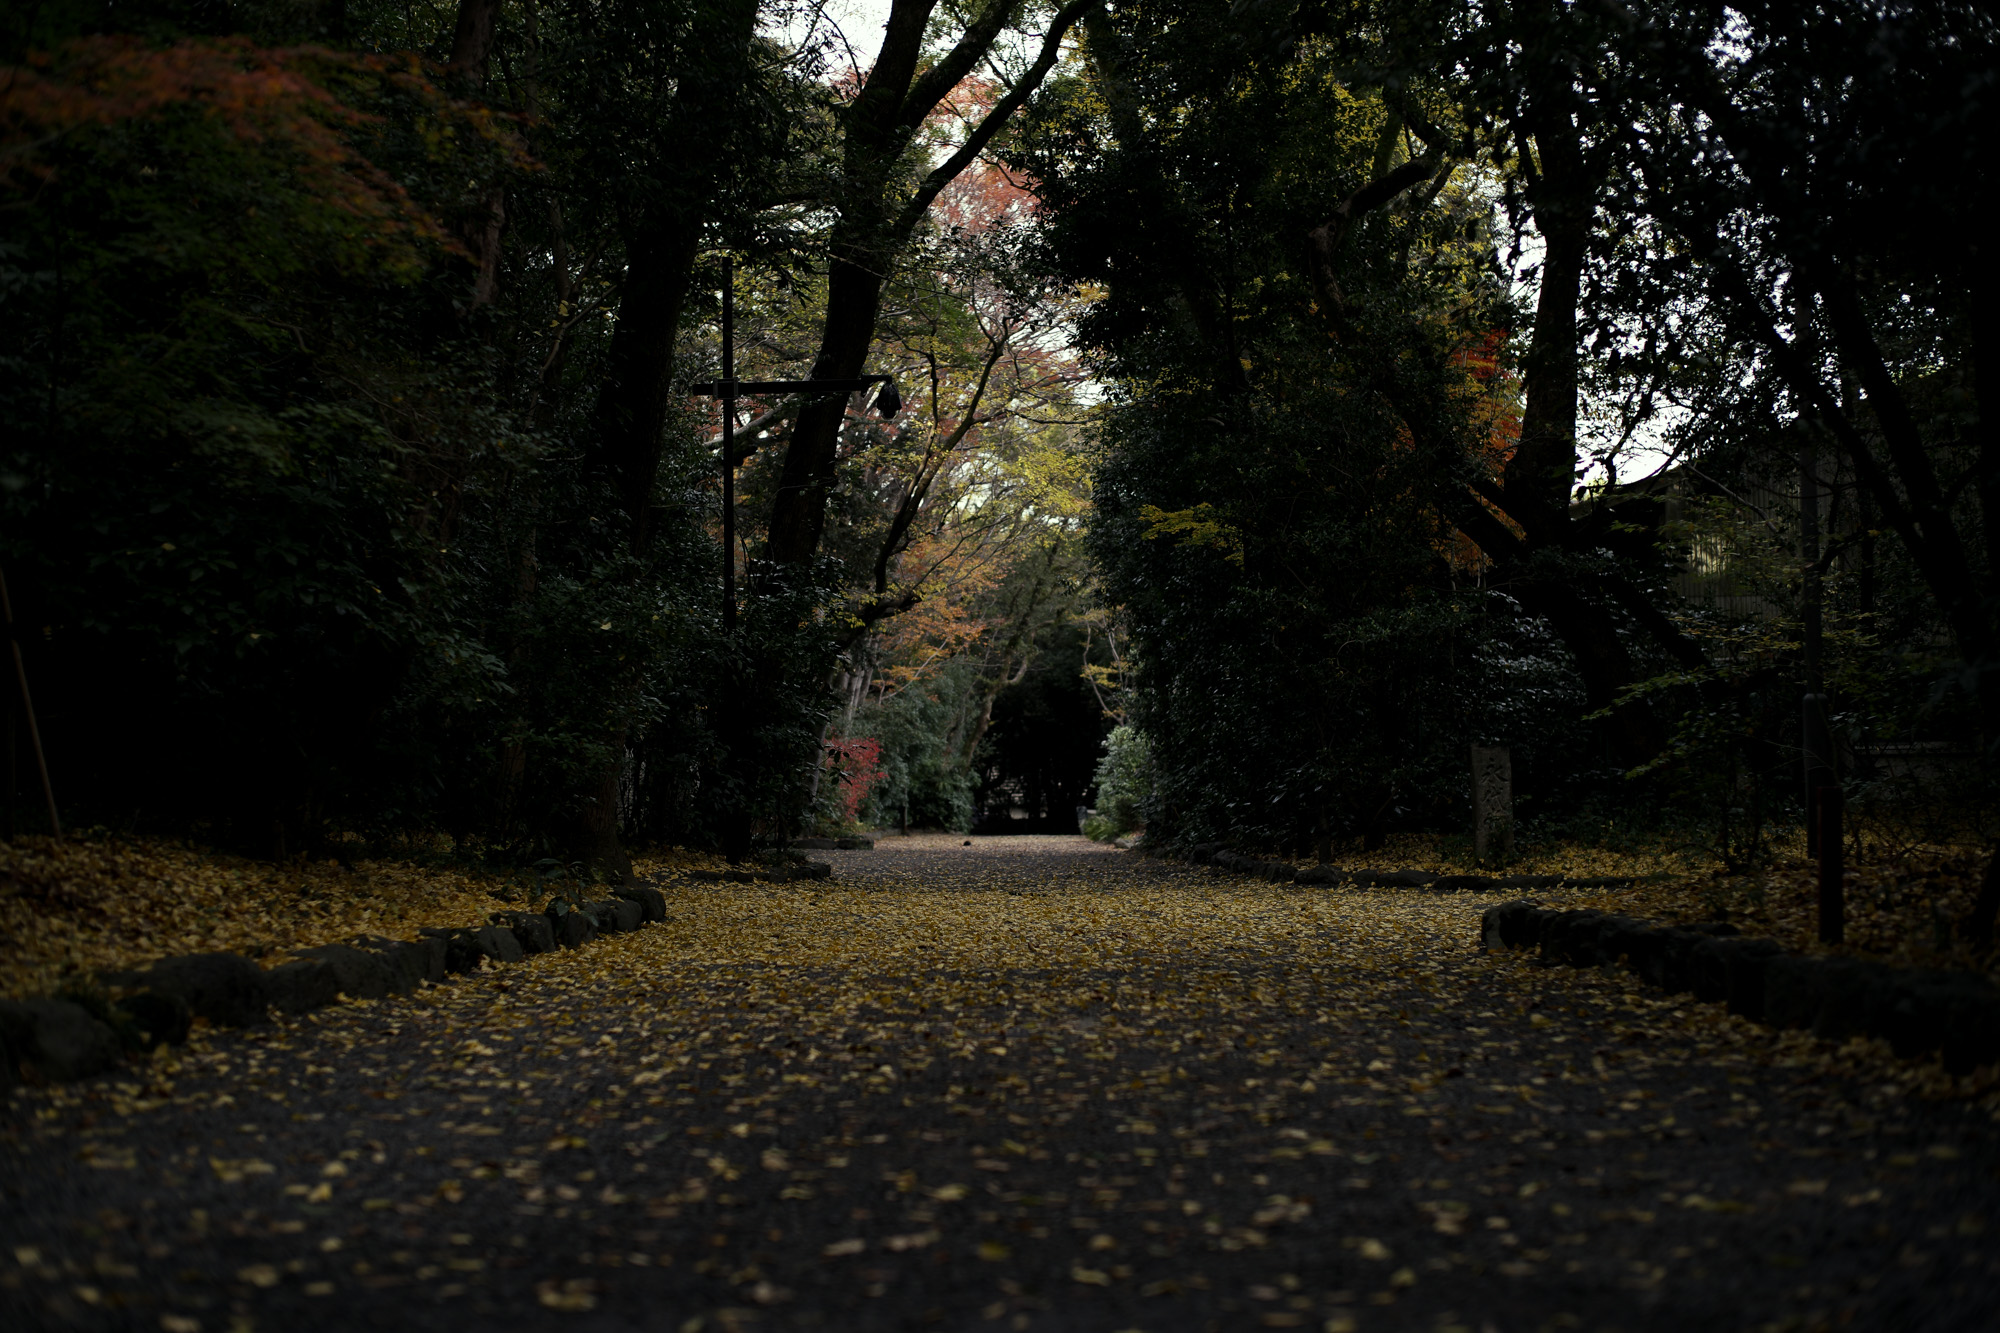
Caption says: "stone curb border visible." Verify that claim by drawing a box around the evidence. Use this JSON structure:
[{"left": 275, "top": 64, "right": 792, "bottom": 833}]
[
  {"left": 1480, "top": 899, "right": 2000, "bottom": 1076},
  {"left": 0, "top": 879, "right": 688, "bottom": 1095},
  {"left": 1167, "top": 842, "right": 1635, "bottom": 892},
  {"left": 790, "top": 837, "right": 875, "bottom": 851}
]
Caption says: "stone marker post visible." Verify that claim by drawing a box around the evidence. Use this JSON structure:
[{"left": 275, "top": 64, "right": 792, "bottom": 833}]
[{"left": 1471, "top": 745, "right": 1514, "bottom": 860}]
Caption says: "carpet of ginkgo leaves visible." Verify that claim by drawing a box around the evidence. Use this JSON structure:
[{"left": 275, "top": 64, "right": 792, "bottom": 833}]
[
  {"left": 0, "top": 837, "right": 732, "bottom": 1001},
  {"left": 5, "top": 834, "right": 1999, "bottom": 1333}
]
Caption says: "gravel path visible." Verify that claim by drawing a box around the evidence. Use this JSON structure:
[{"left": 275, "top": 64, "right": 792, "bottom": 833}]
[{"left": 4, "top": 834, "right": 1996, "bottom": 1332}]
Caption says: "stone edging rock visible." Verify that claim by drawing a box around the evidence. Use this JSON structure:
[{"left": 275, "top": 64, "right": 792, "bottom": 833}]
[
  {"left": 1480, "top": 899, "right": 2000, "bottom": 1076},
  {"left": 790, "top": 837, "right": 875, "bottom": 850},
  {"left": 0, "top": 881, "right": 678, "bottom": 1094},
  {"left": 1171, "top": 842, "right": 1634, "bottom": 892}
]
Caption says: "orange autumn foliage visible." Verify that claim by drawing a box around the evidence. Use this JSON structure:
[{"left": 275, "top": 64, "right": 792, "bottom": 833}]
[
  {"left": 2, "top": 36, "right": 526, "bottom": 259},
  {"left": 1445, "top": 328, "right": 1524, "bottom": 575},
  {"left": 869, "top": 532, "right": 1009, "bottom": 697}
]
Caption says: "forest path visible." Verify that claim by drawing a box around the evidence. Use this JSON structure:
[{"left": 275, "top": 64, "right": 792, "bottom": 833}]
[{"left": 4, "top": 835, "right": 1996, "bottom": 1332}]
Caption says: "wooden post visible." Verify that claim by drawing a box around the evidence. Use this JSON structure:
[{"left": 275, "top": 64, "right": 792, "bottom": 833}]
[
  {"left": 6, "top": 687, "right": 15, "bottom": 839},
  {"left": 720, "top": 256, "right": 737, "bottom": 634},
  {"left": 0, "top": 565, "right": 59, "bottom": 838},
  {"left": 1800, "top": 438, "right": 1834, "bottom": 855},
  {"left": 1802, "top": 694, "right": 1834, "bottom": 856},
  {"left": 1471, "top": 745, "right": 1513, "bottom": 860},
  {"left": 1816, "top": 784, "right": 1844, "bottom": 944}
]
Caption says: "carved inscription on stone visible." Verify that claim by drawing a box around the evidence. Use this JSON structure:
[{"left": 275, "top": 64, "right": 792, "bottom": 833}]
[{"left": 1471, "top": 745, "right": 1514, "bottom": 859}]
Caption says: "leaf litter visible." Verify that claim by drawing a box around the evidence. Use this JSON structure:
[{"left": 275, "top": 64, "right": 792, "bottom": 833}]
[
  {"left": 0, "top": 835, "right": 729, "bottom": 1000},
  {"left": 3, "top": 832, "right": 1997, "bottom": 1331}
]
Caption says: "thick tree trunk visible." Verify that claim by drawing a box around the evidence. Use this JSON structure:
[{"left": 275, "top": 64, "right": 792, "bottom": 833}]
[
  {"left": 589, "top": 221, "right": 701, "bottom": 552},
  {"left": 555, "top": 220, "right": 700, "bottom": 878},
  {"left": 1944, "top": 254, "right": 2000, "bottom": 745},
  {"left": 1975, "top": 263, "right": 2000, "bottom": 606},
  {"left": 449, "top": 0, "right": 502, "bottom": 81},
  {"left": 468, "top": 189, "right": 505, "bottom": 308},
  {"left": 1505, "top": 114, "right": 1588, "bottom": 534},
  {"left": 1497, "top": 106, "right": 1677, "bottom": 760},
  {"left": 493, "top": 529, "right": 537, "bottom": 834},
  {"left": 447, "top": 0, "right": 507, "bottom": 308},
  {"left": 1509, "top": 577, "right": 1661, "bottom": 759},
  {"left": 1306, "top": 97, "right": 1668, "bottom": 765},
  {"left": 763, "top": 0, "right": 1092, "bottom": 568},
  {"left": 765, "top": 251, "right": 889, "bottom": 564},
  {"left": 760, "top": 0, "right": 933, "bottom": 567}
]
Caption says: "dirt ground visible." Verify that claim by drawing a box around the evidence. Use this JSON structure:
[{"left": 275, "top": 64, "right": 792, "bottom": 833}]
[{"left": 3, "top": 835, "right": 1997, "bottom": 1332}]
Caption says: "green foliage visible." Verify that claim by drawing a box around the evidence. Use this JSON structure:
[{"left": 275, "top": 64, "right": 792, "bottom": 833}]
[
  {"left": 11, "top": 0, "right": 1989, "bottom": 877},
  {"left": 1605, "top": 615, "right": 1798, "bottom": 872},
  {"left": 1017, "top": 3, "right": 1587, "bottom": 853},
  {"left": 852, "top": 658, "right": 982, "bottom": 833},
  {"left": 1021, "top": 0, "right": 2000, "bottom": 860},
  {"left": 1, "top": 33, "right": 531, "bottom": 844},
  {"left": 1084, "top": 724, "right": 1150, "bottom": 841},
  {"left": 0, "top": 5, "right": 835, "bottom": 861}
]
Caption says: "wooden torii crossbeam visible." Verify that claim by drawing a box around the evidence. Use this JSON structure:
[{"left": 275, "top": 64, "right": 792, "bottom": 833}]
[{"left": 688, "top": 258, "right": 900, "bottom": 630}]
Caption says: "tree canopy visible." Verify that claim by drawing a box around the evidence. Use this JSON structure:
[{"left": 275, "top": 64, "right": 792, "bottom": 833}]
[{"left": 2, "top": 0, "right": 1993, "bottom": 867}]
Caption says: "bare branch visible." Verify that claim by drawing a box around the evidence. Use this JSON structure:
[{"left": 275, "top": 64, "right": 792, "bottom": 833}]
[{"left": 891, "top": 0, "right": 1104, "bottom": 239}]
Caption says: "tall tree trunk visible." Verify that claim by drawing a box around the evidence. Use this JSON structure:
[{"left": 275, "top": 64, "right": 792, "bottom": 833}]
[
  {"left": 1504, "top": 111, "right": 1588, "bottom": 535},
  {"left": 448, "top": 0, "right": 506, "bottom": 306},
  {"left": 1500, "top": 100, "right": 1674, "bottom": 759},
  {"left": 449, "top": 0, "right": 502, "bottom": 80},
  {"left": 559, "top": 0, "right": 758, "bottom": 875},
  {"left": 1969, "top": 260, "right": 2000, "bottom": 750},
  {"left": 589, "top": 221, "right": 702, "bottom": 553},
  {"left": 573, "top": 763, "right": 632, "bottom": 881},
  {"left": 765, "top": 250, "right": 890, "bottom": 563},
  {"left": 747, "top": 0, "right": 1092, "bottom": 853},
  {"left": 556, "top": 220, "right": 700, "bottom": 878},
  {"left": 763, "top": 0, "right": 1097, "bottom": 567},
  {"left": 1974, "top": 262, "right": 2000, "bottom": 606},
  {"left": 1306, "top": 105, "right": 1668, "bottom": 764},
  {"left": 1638, "top": 24, "right": 1999, "bottom": 709},
  {"left": 1510, "top": 578, "right": 1659, "bottom": 758}
]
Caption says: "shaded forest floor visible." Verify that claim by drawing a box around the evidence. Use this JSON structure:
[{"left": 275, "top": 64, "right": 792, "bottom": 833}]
[
  {"left": 1211, "top": 829, "right": 2000, "bottom": 989},
  {"left": 0, "top": 837, "right": 731, "bottom": 1001},
  {"left": 9, "top": 824, "right": 1992, "bottom": 1005},
  {"left": 5, "top": 835, "right": 1998, "bottom": 1332}
]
